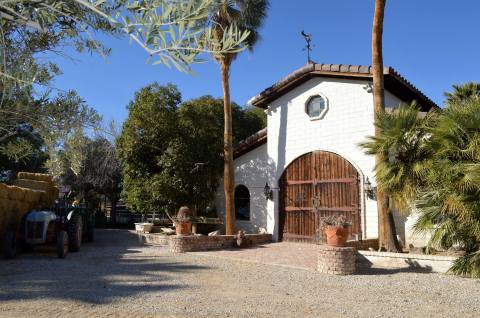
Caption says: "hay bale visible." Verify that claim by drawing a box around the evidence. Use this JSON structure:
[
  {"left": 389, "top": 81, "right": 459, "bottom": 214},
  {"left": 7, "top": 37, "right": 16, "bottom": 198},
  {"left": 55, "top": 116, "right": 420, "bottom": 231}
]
[
  {"left": 0, "top": 183, "right": 8, "bottom": 199},
  {"left": 7, "top": 186, "right": 26, "bottom": 201},
  {"left": 0, "top": 199, "right": 15, "bottom": 213},
  {"left": 13, "top": 179, "right": 50, "bottom": 192},
  {"left": 0, "top": 199, "right": 17, "bottom": 227},
  {"left": 13, "top": 201, "right": 31, "bottom": 224},
  {"left": 17, "top": 172, "right": 53, "bottom": 184},
  {"left": 23, "top": 189, "right": 42, "bottom": 204},
  {"left": 37, "top": 191, "right": 56, "bottom": 209}
]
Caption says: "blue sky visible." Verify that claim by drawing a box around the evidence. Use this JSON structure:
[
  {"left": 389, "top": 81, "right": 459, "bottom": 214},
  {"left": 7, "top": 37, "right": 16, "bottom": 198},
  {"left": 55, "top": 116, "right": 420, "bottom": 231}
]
[{"left": 50, "top": 0, "right": 480, "bottom": 125}]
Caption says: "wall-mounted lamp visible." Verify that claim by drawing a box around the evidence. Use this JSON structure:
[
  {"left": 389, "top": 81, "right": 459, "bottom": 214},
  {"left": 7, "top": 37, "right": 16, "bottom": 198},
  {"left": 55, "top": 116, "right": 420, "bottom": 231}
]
[
  {"left": 264, "top": 182, "right": 274, "bottom": 201},
  {"left": 363, "top": 83, "right": 373, "bottom": 93},
  {"left": 364, "top": 177, "right": 377, "bottom": 200}
]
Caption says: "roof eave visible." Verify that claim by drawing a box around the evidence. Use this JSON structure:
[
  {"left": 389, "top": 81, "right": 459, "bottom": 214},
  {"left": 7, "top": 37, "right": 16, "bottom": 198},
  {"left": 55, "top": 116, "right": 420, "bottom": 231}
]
[{"left": 250, "top": 64, "right": 439, "bottom": 111}]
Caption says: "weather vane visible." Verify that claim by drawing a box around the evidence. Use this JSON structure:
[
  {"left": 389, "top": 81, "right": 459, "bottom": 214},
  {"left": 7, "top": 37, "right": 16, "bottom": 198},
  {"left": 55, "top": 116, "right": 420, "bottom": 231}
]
[{"left": 301, "top": 30, "right": 314, "bottom": 64}]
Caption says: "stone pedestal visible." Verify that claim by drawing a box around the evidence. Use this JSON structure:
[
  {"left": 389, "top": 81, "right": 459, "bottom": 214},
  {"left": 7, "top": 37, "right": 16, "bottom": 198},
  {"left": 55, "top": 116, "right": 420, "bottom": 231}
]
[{"left": 317, "top": 245, "right": 356, "bottom": 275}]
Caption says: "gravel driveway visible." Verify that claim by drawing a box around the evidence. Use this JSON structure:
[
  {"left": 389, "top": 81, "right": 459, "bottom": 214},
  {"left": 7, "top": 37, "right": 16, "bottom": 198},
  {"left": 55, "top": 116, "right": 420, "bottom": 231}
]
[{"left": 0, "top": 229, "right": 479, "bottom": 318}]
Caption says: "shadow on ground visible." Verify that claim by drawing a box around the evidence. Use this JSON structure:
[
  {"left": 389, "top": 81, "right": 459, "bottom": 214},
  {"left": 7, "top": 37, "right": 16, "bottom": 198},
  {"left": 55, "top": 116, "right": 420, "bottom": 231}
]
[
  {"left": 0, "top": 229, "right": 210, "bottom": 304},
  {"left": 356, "top": 265, "right": 433, "bottom": 275}
]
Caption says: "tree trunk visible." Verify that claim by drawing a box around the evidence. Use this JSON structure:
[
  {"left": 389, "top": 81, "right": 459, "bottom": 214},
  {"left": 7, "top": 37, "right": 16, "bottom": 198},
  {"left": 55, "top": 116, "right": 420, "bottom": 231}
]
[
  {"left": 221, "top": 61, "right": 236, "bottom": 235},
  {"left": 372, "top": 0, "right": 400, "bottom": 252}
]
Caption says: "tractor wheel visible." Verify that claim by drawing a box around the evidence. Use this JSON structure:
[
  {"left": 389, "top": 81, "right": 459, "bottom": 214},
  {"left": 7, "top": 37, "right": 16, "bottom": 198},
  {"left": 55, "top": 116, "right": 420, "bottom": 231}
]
[
  {"left": 68, "top": 213, "right": 82, "bottom": 252},
  {"left": 56, "top": 231, "right": 69, "bottom": 259},
  {"left": 2, "top": 230, "right": 17, "bottom": 259}
]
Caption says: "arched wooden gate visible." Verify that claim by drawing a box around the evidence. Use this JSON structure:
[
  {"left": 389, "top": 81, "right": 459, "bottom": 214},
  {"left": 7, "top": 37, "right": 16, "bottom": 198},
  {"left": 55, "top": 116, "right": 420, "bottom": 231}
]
[{"left": 279, "top": 151, "right": 361, "bottom": 242}]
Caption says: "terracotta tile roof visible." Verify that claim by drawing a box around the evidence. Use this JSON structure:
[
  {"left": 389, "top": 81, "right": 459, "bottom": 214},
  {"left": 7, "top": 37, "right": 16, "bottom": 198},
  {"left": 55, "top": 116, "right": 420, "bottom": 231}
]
[
  {"left": 248, "top": 63, "right": 439, "bottom": 111},
  {"left": 233, "top": 127, "right": 267, "bottom": 159}
]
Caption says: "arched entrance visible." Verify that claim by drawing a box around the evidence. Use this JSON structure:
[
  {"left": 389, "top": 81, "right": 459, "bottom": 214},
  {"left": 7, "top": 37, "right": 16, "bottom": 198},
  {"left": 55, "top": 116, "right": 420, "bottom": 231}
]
[{"left": 279, "top": 151, "right": 361, "bottom": 242}]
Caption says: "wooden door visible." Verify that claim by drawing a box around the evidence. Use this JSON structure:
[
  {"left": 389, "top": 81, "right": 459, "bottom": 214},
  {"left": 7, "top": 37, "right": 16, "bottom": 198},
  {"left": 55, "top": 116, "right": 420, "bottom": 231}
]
[{"left": 279, "top": 151, "right": 361, "bottom": 242}]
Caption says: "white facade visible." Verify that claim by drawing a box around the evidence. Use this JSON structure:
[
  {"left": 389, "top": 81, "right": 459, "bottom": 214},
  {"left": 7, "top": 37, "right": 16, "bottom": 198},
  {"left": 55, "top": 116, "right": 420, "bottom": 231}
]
[
  {"left": 215, "top": 73, "right": 423, "bottom": 243},
  {"left": 215, "top": 143, "right": 270, "bottom": 234}
]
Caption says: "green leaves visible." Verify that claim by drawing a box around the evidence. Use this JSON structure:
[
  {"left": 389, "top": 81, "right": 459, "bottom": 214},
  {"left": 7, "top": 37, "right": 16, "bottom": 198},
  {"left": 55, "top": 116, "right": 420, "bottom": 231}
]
[
  {"left": 361, "top": 84, "right": 480, "bottom": 277},
  {"left": 117, "top": 85, "right": 266, "bottom": 215},
  {"left": 99, "top": 0, "right": 251, "bottom": 72}
]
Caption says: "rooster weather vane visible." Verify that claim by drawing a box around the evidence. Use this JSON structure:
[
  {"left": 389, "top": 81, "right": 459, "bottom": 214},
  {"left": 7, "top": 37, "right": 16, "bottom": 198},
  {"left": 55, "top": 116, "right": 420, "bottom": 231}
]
[{"left": 301, "top": 30, "right": 314, "bottom": 64}]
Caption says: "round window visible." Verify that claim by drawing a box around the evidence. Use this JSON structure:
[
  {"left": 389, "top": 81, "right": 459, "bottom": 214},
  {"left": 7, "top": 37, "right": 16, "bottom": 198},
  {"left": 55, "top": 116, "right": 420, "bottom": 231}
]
[{"left": 306, "top": 95, "right": 327, "bottom": 119}]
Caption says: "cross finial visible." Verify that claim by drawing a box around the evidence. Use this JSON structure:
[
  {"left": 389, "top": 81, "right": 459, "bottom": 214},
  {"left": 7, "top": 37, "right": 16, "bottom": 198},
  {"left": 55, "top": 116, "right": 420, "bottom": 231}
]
[{"left": 301, "top": 30, "right": 314, "bottom": 64}]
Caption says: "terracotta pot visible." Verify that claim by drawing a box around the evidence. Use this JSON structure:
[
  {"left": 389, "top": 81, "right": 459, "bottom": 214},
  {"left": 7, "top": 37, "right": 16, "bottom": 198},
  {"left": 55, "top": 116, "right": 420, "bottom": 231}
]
[
  {"left": 325, "top": 226, "right": 350, "bottom": 247},
  {"left": 175, "top": 221, "right": 192, "bottom": 236}
]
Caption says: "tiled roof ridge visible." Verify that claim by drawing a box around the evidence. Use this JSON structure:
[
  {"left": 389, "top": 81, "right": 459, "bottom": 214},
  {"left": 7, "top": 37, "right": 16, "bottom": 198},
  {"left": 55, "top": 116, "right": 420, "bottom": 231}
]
[
  {"left": 233, "top": 127, "right": 267, "bottom": 158},
  {"left": 248, "top": 63, "right": 438, "bottom": 109}
]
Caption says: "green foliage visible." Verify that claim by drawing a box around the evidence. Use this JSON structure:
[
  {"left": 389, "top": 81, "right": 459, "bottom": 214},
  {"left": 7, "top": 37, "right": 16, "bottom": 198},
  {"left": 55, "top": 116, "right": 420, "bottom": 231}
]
[
  {"left": 117, "top": 84, "right": 265, "bottom": 215},
  {"left": 0, "top": 0, "right": 106, "bottom": 165},
  {"left": 46, "top": 130, "right": 123, "bottom": 206},
  {"left": 0, "top": 124, "right": 48, "bottom": 174},
  {"left": 209, "top": 0, "right": 269, "bottom": 62},
  {"left": 111, "top": 0, "right": 252, "bottom": 71},
  {"left": 0, "top": 89, "right": 102, "bottom": 165},
  {"left": 444, "top": 82, "right": 480, "bottom": 105},
  {"left": 361, "top": 83, "right": 480, "bottom": 278},
  {"left": 1, "top": 0, "right": 252, "bottom": 74},
  {"left": 117, "top": 83, "right": 181, "bottom": 213},
  {"left": 360, "top": 103, "right": 438, "bottom": 210}
]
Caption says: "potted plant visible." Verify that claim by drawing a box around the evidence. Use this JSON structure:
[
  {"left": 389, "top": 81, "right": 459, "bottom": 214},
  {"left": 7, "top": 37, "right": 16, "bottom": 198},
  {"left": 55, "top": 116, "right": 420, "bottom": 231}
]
[
  {"left": 321, "top": 215, "right": 351, "bottom": 247},
  {"left": 174, "top": 206, "right": 192, "bottom": 236}
]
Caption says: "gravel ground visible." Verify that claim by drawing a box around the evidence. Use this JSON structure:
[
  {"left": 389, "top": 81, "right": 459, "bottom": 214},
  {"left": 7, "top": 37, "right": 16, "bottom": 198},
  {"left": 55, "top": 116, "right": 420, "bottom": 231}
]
[{"left": 0, "top": 229, "right": 479, "bottom": 318}]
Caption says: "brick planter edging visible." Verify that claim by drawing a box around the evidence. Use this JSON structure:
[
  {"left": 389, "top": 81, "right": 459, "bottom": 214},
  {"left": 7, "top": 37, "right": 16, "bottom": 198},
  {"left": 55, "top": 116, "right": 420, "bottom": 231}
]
[
  {"left": 169, "top": 234, "right": 273, "bottom": 253},
  {"left": 317, "top": 245, "right": 356, "bottom": 275},
  {"left": 136, "top": 232, "right": 170, "bottom": 246}
]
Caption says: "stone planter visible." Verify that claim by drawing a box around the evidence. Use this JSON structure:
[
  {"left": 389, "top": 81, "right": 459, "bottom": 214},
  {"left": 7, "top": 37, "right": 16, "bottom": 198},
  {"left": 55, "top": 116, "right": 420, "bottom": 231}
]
[
  {"left": 318, "top": 245, "right": 356, "bottom": 275},
  {"left": 175, "top": 221, "right": 192, "bottom": 236},
  {"left": 134, "top": 223, "right": 153, "bottom": 233},
  {"left": 325, "top": 226, "right": 350, "bottom": 247}
]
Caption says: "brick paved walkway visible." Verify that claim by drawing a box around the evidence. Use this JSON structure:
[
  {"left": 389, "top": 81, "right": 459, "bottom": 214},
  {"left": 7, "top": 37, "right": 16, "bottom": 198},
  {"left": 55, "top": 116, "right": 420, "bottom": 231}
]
[{"left": 194, "top": 242, "right": 319, "bottom": 271}]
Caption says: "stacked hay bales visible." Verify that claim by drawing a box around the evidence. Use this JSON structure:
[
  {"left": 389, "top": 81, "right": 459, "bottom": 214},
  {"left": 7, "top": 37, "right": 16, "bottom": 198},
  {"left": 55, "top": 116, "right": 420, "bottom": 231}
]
[
  {"left": 0, "top": 173, "right": 59, "bottom": 243},
  {"left": 13, "top": 173, "right": 59, "bottom": 209},
  {"left": 0, "top": 183, "right": 11, "bottom": 239}
]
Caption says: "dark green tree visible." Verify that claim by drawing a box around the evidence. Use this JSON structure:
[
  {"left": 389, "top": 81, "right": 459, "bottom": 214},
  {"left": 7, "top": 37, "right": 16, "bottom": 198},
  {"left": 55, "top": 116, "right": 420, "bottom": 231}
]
[
  {"left": 117, "top": 83, "right": 181, "bottom": 214},
  {"left": 117, "top": 84, "right": 266, "bottom": 217}
]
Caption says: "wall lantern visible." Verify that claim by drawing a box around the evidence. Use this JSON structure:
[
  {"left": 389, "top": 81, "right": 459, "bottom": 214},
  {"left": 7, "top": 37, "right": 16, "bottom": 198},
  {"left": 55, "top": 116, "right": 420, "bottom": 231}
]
[
  {"left": 264, "top": 182, "right": 274, "bottom": 201},
  {"left": 364, "top": 177, "right": 377, "bottom": 200}
]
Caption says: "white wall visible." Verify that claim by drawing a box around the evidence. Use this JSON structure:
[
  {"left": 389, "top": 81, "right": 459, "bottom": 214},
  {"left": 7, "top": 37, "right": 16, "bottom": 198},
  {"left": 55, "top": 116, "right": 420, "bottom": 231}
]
[
  {"left": 216, "top": 77, "right": 415, "bottom": 241},
  {"left": 214, "top": 143, "right": 269, "bottom": 234},
  {"left": 265, "top": 77, "right": 412, "bottom": 240},
  {"left": 265, "top": 77, "right": 376, "bottom": 240}
]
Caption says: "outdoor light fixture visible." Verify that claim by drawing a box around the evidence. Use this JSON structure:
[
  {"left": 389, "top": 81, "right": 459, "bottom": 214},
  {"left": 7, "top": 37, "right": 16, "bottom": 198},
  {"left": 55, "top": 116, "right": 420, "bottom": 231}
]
[
  {"left": 364, "top": 177, "right": 376, "bottom": 200},
  {"left": 264, "top": 182, "right": 273, "bottom": 201},
  {"left": 363, "top": 83, "right": 373, "bottom": 93}
]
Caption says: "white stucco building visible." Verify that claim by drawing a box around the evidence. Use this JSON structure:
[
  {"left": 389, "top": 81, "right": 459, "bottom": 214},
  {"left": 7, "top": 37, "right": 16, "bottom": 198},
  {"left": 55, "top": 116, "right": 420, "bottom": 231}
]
[{"left": 215, "top": 63, "right": 438, "bottom": 245}]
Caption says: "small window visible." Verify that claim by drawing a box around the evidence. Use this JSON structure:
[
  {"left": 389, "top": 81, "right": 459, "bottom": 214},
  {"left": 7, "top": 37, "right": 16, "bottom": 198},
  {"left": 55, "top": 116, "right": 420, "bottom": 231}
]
[
  {"left": 234, "top": 185, "right": 250, "bottom": 221},
  {"left": 305, "top": 95, "right": 328, "bottom": 119}
]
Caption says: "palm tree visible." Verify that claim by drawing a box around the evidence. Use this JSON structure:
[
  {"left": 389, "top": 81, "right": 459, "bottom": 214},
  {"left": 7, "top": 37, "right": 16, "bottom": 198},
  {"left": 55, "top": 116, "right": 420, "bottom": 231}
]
[
  {"left": 444, "top": 82, "right": 480, "bottom": 105},
  {"left": 361, "top": 103, "right": 435, "bottom": 209},
  {"left": 414, "top": 96, "right": 480, "bottom": 278},
  {"left": 363, "top": 89, "right": 480, "bottom": 278},
  {"left": 360, "top": 103, "right": 436, "bottom": 252},
  {"left": 210, "top": 0, "right": 269, "bottom": 235},
  {"left": 371, "top": 0, "right": 401, "bottom": 251}
]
